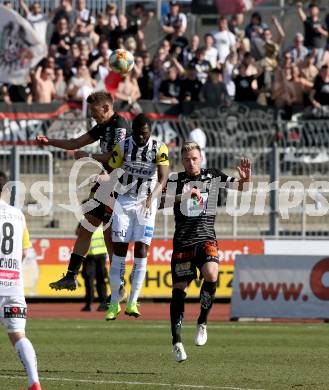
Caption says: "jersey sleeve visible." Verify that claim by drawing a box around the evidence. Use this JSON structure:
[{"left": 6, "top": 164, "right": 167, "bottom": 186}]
[
  {"left": 87, "top": 124, "right": 100, "bottom": 141},
  {"left": 156, "top": 143, "right": 169, "bottom": 166},
  {"left": 113, "top": 116, "right": 129, "bottom": 144},
  {"left": 108, "top": 142, "right": 124, "bottom": 168},
  {"left": 22, "top": 224, "right": 32, "bottom": 250}
]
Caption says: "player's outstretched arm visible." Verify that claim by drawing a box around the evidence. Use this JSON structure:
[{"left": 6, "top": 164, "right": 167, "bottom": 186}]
[
  {"left": 236, "top": 157, "right": 252, "bottom": 191},
  {"left": 145, "top": 165, "right": 169, "bottom": 209},
  {"left": 36, "top": 132, "right": 95, "bottom": 150}
]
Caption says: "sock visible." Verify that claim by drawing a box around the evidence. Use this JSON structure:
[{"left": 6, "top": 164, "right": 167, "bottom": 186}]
[
  {"left": 109, "top": 255, "right": 126, "bottom": 304},
  {"left": 170, "top": 288, "right": 186, "bottom": 345},
  {"left": 128, "top": 257, "right": 147, "bottom": 303},
  {"left": 67, "top": 253, "right": 85, "bottom": 277},
  {"left": 15, "top": 337, "right": 39, "bottom": 387},
  {"left": 198, "top": 281, "right": 217, "bottom": 325}
]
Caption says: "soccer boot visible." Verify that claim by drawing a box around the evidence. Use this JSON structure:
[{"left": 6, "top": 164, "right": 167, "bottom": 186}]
[
  {"left": 195, "top": 323, "right": 207, "bottom": 346},
  {"left": 105, "top": 303, "right": 121, "bottom": 321},
  {"left": 49, "top": 274, "right": 78, "bottom": 290},
  {"left": 172, "top": 342, "right": 187, "bottom": 362},
  {"left": 28, "top": 383, "right": 42, "bottom": 390},
  {"left": 125, "top": 301, "right": 141, "bottom": 317}
]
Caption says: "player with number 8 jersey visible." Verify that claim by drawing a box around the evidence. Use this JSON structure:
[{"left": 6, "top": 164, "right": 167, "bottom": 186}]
[{"left": 0, "top": 172, "right": 42, "bottom": 390}]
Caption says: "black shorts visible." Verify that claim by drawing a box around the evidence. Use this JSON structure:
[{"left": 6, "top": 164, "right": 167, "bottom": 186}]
[
  {"left": 171, "top": 240, "right": 220, "bottom": 284},
  {"left": 83, "top": 183, "right": 114, "bottom": 224}
]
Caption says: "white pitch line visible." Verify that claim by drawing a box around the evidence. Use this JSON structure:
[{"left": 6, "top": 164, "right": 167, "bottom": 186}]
[{"left": 0, "top": 375, "right": 266, "bottom": 390}]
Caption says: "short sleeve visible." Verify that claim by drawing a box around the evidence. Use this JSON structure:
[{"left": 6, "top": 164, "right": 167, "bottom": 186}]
[
  {"left": 22, "top": 224, "right": 32, "bottom": 250},
  {"left": 108, "top": 142, "right": 124, "bottom": 168},
  {"left": 87, "top": 124, "right": 100, "bottom": 141},
  {"left": 156, "top": 144, "right": 169, "bottom": 166},
  {"left": 113, "top": 116, "right": 129, "bottom": 143}
]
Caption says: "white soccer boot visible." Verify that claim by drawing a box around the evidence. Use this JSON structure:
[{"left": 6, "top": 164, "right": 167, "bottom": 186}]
[
  {"left": 195, "top": 323, "right": 207, "bottom": 346},
  {"left": 172, "top": 342, "right": 187, "bottom": 362}
]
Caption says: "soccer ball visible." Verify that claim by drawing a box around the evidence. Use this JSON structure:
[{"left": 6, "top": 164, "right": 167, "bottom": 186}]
[{"left": 109, "top": 49, "right": 135, "bottom": 75}]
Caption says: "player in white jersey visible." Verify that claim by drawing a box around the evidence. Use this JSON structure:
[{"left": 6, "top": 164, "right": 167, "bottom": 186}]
[
  {"left": 105, "top": 114, "right": 169, "bottom": 320},
  {"left": 0, "top": 172, "right": 42, "bottom": 390}
]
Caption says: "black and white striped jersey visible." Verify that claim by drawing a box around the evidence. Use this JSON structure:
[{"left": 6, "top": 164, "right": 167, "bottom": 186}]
[
  {"left": 109, "top": 136, "right": 169, "bottom": 197},
  {"left": 170, "top": 168, "right": 235, "bottom": 250}
]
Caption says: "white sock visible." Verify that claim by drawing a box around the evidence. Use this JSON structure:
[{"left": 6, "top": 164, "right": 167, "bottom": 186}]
[
  {"left": 129, "top": 257, "right": 147, "bottom": 303},
  {"left": 15, "top": 337, "right": 39, "bottom": 386},
  {"left": 109, "top": 255, "right": 126, "bottom": 304}
]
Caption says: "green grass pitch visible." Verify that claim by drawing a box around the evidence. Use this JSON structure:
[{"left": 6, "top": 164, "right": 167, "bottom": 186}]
[{"left": 1, "top": 319, "right": 329, "bottom": 390}]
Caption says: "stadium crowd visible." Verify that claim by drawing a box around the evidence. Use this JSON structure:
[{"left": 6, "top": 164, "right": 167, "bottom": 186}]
[{"left": 1, "top": 0, "right": 329, "bottom": 117}]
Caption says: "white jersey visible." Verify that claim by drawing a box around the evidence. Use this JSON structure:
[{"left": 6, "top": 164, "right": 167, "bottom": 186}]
[{"left": 0, "top": 200, "right": 31, "bottom": 297}]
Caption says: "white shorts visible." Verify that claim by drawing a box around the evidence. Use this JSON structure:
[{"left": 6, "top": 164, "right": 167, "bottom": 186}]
[
  {"left": 0, "top": 296, "right": 27, "bottom": 333},
  {"left": 112, "top": 194, "right": 157, "bottom": 245}
]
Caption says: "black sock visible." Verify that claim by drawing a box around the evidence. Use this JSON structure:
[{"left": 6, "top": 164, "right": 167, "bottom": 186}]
[
  {"left": 170, "top": 288, "right": 186, "bottom": 345},
  {"left": 66, "top": 253, "right": 85, "bottom": 277},
  {"left": 198, "top": 281, "right": 217, "bottom": 325}
]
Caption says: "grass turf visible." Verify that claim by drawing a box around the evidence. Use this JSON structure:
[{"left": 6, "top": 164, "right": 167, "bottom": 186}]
[{"left": 0, "top": 319, "right": 329, "bottom": 390}]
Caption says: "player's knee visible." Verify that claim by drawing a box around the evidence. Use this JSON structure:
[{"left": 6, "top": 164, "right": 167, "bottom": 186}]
[
  {"left": 202, "top": 263, "right": 219, "bottom": 282},
  {"left": 134, "top": 242, "right": 148, "bottom": 258},
  {"left": 172, "top": 287, "right": 186, "bottom": 301}
]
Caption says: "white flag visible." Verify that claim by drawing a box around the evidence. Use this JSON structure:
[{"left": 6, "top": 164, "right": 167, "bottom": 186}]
[{"left": 0, "top": 5, "right": 47, "bottom": 85}]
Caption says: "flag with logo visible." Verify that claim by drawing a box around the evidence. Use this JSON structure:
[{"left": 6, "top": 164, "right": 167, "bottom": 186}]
[{"left": 0, "top": 5, "right": 47, "bottom": 85}]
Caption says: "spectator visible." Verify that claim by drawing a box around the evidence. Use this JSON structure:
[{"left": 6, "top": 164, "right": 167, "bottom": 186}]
[
  {"left": 299, "top": 53, "right": 318, "bottom": 84},
  {"left": 189, "top": 48, "right": 212, "bottom": 84},
  {"left": 290, "top": 65, "right": 313, "bottom": 106},
  {"left": 212, "top": 16, "right": 236, "bottom": 65},
  {"left": 229, "top": 13, "right": 245, "bottom": 42},
  {"left": 204, "top": 34, "right": 219, "bottom": 69},
  {"left": 309, "top": 65, "right": 329, "bottom": 108},
  {"left": 289, "top": 33, "right": 309, "bottom": 64},
  {"left": 95, "top": 12, "right": 111, "bottom": 41},
  {"left": 105, "top": 3, "right": 119, "bottom": 29},
  {"left": 54, "top": 67, "right": 67, "bottom": 99},
  {"left": 188, "top": 126, "right": 207, "bottom": 168},
  {"left": 52, "top": 0, "right": 76, "bottom": 29},
  {"left": 161, "top": 0, "right": 187, "bottom": 40},
  {"left": 93, "top": 56, "right": 111, "bottom": 85},
  {"left": 152, "top": 46, "right": 171, "bottom": 99},
  {"left": 170, "top": 27, "right": 189, "bottom": 59},
  {"left": 181, "top": 34, "right": 200, "bottom": 67},
  {"left": 50, "top": 17, "right": 72, "bottom": 57},
  {"left": 180, "top": 66, "right": 202, "bottom": 102},
  {"left": 75, "top": 0, "right": 94, "bottom": 28},
  {"left": 89, "top": 39, "right": 111, "bottom": 65},
  {"left": 159, "top": 66, "right": 182, "bottom": 104},
  {"left": 127, "top": 3, "right": 152, "bottom": 51},
  {"left": 31, "top": 66, "right": 56, "bottom": 103},
  {"left": 245, "top": 12, "right": 268, "bottom": 60},
  {"left": 233, "top": 63, "right": 261, "bottom": 103},
  {"left": 138, "top": 52, "right": 154, "bottom": 100},
  {"left": 296, "top": 2, "right": 324, "bottom": 63},
  {"left": 223, "top": 51, "right": 238, "bottom": 99},
  {"left": 272, "top": 56, "right": 296, "bottom": 111},
  {"left": 115, "top": 70, "right": 141, "bottom": 106},
  {"left": 67, "top": 63, "right": 96, "bottom": 114},
  {"left": 19, "top": 0, "right": 48, "bottom": 43},
  {"left": 200, "top": 69, "right": 228, "bottom": 106},
  {"left": 72, "top": 18, "right": 92, "bottom": 46},
  {"left": 110, "top": 14, "right": 136, "bottom": 50}
]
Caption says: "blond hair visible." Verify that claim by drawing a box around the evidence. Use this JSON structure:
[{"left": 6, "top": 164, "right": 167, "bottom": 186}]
[{"left": 181, "top": 141, "right": 201, "bottom": 155}]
